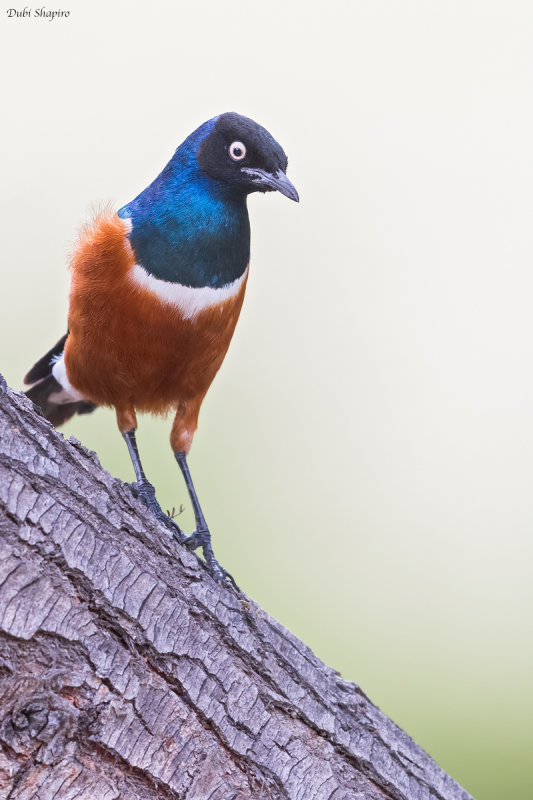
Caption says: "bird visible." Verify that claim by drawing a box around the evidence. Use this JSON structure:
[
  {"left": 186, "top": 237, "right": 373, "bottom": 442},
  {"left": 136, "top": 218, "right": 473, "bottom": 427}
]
[{"left": 23, "top": 112, "right": 298, "bottom": 583}]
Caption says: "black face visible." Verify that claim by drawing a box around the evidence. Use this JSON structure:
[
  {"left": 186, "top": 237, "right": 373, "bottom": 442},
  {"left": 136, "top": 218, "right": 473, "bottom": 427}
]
[{"left": 196, "top": 112, "right": 299, "bottom": 202}]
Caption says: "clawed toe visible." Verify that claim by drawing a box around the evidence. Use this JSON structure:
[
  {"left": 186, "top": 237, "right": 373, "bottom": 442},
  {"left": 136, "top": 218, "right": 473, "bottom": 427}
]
[
  {"left": 204, "top": 554, "right": 237, "bottom": 587},
  {"left": 182, "top": 528, "right": 237, "bottom": 587},
  {"left": 130, "top": 479, "right": 157, "bottom": 504},
  {"left": 182, "top": 530, "right": 210, "bottom": 551},
  {"left": 129, "top": 480, "right": 184, "bottom": 539},
  {"left": 208, "top": 561, "right": 238, "bottom": 587}
]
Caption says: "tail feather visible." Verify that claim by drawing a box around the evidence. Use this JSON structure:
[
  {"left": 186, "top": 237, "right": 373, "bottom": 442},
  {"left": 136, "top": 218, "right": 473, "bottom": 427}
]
[
  {"left": 24, "top": 333, "right": 68, "bottom": 385},
  {"left": 26, "top": 375, "right": 97, "bottom": 427},
  {"left": 24, "top": 335, "right": 97, "bottom": 427}
]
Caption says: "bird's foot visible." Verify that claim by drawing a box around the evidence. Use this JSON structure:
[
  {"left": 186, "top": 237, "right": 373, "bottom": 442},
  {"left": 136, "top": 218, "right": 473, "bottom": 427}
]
[
  {"left": 183, "top": 528, "right": 237, "bottom": 587},
  {"left": 181, "top": 529, "right": 210, "bottom": 551},
  {"left": 130, "top": 479, "right": 184, "bottom": 540}
]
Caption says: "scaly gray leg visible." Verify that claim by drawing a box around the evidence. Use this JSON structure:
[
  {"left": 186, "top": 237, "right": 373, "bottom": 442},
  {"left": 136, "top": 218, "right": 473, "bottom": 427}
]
[
  {"left": 174, "top": 450, "right": 236, "bottom": 586},
  {"left": 123, "top": 429, "right": 183, "bottom": 540}
]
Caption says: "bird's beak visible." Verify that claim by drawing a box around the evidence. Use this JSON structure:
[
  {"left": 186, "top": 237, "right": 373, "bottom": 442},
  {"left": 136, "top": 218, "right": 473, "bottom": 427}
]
[{"left": 241, "top": 167, "right": 299, "bottom": 202}]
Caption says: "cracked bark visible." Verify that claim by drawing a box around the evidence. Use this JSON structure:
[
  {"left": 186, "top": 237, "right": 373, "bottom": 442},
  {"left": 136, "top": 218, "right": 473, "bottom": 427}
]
[{"left": 0, "top": 378, "right": 473, "bottom": 800}]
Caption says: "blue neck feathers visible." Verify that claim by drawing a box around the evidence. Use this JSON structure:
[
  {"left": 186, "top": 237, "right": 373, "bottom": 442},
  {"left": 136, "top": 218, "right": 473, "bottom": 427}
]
[{"left": 118, "top": 119, "right": 250, "bottom": 289}]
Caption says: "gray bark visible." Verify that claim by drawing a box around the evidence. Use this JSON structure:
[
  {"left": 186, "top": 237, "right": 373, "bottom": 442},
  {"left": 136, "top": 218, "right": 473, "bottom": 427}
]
[{"left": 0, "top": 378, "right": 473, "bottom": 800}]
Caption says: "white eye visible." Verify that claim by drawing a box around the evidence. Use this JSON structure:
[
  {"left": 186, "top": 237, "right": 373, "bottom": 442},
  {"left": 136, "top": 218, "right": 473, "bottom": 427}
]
[{"left": 229, "top": 141, "right": 246, "bottom": 161}]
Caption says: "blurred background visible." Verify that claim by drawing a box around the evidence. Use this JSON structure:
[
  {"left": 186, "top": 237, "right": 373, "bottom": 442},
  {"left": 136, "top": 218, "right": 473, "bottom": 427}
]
[{"left": 2, "top": 1, "right": 532, "bottom": 797}]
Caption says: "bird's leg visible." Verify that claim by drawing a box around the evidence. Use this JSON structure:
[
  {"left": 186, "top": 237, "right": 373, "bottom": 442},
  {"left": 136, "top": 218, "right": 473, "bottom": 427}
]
[
  {"left": 123, "top": 428, "right": 183, "bottom": 540},
  {"left": 174, "top": 450, "right": 236, "bottom": 586}
]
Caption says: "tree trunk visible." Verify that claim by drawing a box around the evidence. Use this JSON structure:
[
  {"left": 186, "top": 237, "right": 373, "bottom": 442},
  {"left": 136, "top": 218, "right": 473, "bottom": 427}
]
[{"left": 0, "top": 377, "right": 473, "bottom": 800}]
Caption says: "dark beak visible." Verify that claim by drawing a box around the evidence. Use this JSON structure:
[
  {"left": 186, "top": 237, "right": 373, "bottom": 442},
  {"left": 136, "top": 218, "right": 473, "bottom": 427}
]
[{"left": 241, "top": 167, "right": 299, "bottom": 202}]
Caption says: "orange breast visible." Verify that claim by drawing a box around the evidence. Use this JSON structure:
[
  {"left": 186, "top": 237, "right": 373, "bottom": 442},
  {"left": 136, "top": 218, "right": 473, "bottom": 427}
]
[{"left": 64, "top": 212, "right": 248, "bottom": 419}]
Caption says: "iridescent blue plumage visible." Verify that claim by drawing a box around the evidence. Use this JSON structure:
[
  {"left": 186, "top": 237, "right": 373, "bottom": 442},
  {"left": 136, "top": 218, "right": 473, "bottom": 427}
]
[{"left": 118, "top": 116, "right": 250, "bottom": 289}]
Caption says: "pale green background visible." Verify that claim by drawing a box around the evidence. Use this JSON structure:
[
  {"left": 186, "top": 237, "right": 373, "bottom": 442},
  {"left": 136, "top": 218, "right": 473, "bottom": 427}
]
[{"left": 2, "top": 2, "right": 532, "bottom": 798}]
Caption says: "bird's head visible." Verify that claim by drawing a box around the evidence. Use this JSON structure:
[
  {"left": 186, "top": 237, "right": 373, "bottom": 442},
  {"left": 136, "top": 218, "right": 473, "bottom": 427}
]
[{"left": 194, "top": 112, "right": 299, "bottom": 203}]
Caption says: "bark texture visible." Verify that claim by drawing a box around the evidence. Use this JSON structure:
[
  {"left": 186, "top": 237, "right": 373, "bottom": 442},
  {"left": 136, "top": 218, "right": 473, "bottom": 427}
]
[{"left": 0, "top": 379, "right": 473, "bottom": 800}]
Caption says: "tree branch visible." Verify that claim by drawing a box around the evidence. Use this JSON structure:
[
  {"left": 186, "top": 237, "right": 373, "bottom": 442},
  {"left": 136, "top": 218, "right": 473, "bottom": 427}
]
[{"left": 0, "top": 379, "right": 472, "bottom": 800}]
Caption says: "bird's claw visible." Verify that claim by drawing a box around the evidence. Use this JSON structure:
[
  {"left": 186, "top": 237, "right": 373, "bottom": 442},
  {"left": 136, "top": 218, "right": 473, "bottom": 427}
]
[
  {"left": 203, "top": 554, "right": 237, "bottom": 587},
  {"left": 182, "top": 530, "right": 210, "bottom": 551},
  {"left": 207, "top": 560, "right": 237, "bottom": 587},
  {"left": 129, "top": 480, "right": 184, "bottom": 539},
  {"left": 183, "top": 528, "right": 238, "bottom": 588}
]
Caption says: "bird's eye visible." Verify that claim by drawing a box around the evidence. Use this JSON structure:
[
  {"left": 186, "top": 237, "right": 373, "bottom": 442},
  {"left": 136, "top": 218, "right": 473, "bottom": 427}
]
[{"left": 228, "top": 141, "right": 246, "bottom": 161}]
